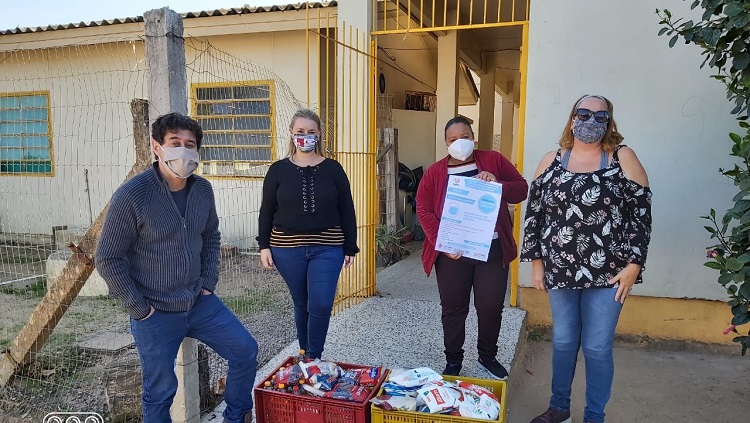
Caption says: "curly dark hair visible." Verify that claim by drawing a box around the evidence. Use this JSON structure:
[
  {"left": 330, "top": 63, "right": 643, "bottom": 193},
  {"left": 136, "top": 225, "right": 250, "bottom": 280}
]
[
  {"left": 443, "top": 116, "right": 475, "bottom": 139},
  {"left": 151, "top": 112, "right": 204, "bottom": 149}
]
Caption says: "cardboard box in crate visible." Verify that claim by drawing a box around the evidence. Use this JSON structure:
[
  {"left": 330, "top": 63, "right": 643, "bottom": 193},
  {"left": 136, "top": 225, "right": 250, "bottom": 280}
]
[
  {"left": 370, "top": 375, "right": 507, "bottom": 423},
  {"left": 254, "top": 357, "right": 387, "bottom": 423}
]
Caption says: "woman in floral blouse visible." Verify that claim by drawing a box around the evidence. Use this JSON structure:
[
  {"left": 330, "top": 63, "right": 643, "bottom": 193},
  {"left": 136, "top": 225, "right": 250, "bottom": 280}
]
[{"left": 521, "top": 95, "right": 652, "bottom": 423}]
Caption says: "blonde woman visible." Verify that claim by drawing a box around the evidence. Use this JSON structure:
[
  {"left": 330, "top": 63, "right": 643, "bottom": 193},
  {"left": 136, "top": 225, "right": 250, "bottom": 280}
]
[{"left": 257, "top": 109, "right": 358, "bottom": 359}]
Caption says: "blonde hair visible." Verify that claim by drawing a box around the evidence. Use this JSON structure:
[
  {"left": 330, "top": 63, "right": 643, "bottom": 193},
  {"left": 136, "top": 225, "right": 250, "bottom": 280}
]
[
  {"left": 559, "top": 95, "right": 624, "bottom": 152},
  {"left": 287, "top": 108, "right": 324, "bottom": 156}
]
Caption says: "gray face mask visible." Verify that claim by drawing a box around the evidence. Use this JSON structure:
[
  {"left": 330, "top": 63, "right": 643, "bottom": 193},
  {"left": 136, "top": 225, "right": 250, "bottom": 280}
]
[
  {"left": 572, "top": 118, "right": 608, "bottom": 144},
  {"left": 160, "top": 145, "right": 200, "bottom": 178}
]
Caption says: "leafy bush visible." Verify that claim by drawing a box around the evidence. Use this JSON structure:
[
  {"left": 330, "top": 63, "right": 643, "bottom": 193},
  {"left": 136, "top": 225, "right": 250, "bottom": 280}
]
[{"left": 658, "top": 0, "right": 750, "bottom": 354}]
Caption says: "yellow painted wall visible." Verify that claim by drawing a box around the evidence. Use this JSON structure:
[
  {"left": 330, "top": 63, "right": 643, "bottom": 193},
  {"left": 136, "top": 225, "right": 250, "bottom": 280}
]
[{"left": 520, "top": 287, "right": 748, "bottom": 345}]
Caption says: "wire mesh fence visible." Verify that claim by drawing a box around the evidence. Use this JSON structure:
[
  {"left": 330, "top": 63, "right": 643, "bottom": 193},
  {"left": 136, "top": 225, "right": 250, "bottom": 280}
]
[
  {"left": 0, "top": 38, "right": 150, "bottom": 421},
  {"left": 0, "top": 35, "right": 310, "bottom": 421}
]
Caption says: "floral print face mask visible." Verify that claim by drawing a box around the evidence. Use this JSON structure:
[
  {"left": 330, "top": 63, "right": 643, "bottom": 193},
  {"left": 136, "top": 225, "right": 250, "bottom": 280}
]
[{"left": 573, "top": 118, "right": 608, "bottom": 144}]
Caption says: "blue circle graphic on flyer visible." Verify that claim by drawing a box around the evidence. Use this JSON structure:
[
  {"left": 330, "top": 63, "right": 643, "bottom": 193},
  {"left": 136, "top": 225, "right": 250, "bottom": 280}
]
[{"left": 477, "top": 194, "right": 497, "bottom": 214}]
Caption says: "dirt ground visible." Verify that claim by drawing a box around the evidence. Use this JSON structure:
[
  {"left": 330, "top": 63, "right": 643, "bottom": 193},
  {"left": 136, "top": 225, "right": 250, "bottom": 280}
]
[
  {"left": 0, "top": 252, "right": 294, "bottom": 422},
  {"left": 508, "top": 338, "right": 749, "bottom": 423}
]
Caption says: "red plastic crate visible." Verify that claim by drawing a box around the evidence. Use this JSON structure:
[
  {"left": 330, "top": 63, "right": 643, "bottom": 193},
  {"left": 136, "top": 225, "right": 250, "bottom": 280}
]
[{"left": 254, "top": 357, "right": 387, "bottom": 423}]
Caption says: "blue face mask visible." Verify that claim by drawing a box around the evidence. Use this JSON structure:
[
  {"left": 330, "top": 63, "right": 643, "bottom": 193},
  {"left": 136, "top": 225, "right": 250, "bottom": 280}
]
[{"left": 572, "top": 118, "right": 607, "bottom": 144}]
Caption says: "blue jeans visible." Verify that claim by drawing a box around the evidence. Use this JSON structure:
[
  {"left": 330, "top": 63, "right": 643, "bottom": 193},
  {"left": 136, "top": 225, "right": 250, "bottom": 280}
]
[
  {"left": 271, "top": 245, "right": 344, "bottom": 359},
  {"left": 130, "top": 293, "right": 258, "bottom": 423},
  {"left": 548, "top": 287, "right": 623, "bottom": 423}
]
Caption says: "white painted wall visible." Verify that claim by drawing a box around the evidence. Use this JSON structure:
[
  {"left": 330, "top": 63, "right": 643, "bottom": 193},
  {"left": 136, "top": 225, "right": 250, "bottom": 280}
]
[
  {"left": 0, "top": 29, "right": 313, "bottom": 251},
  {"left": 0, "top": 41, "right": 147, "bottom": 236},
  {"left": 186, "top": 31, "right": 312, "bottom": 249},
  {"left": 376, "top": 25, "right": 437, "bottom": 110},
  {"left": 391, "top": 109, "right": 437, "bottom": 172},
  {"left": 520, "top": 0, "right": 737, "bottom": 301}
]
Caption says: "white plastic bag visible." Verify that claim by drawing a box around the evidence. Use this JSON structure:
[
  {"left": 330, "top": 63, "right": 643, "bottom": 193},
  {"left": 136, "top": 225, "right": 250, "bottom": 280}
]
[
  {"left": 416, "top": 381, "right": 457, "bottom": 413},
  {"left": 388, "top": 367, "right": 443, "bottom": 388}
]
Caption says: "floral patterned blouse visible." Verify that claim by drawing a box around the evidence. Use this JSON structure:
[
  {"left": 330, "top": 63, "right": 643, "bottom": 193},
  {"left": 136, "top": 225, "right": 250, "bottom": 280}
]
[{"left": 520, "top": 145, "right": 652, "bottom": 289}]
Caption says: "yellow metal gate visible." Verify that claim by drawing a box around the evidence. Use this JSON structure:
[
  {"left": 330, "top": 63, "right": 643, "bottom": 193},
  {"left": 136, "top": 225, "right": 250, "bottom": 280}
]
[
  {"left": 371, "top": 0, "right": 530, "bottom": 307},
  {"left": 306, "top": 6, "right": 379, "bottom": 312},
  {"left": 305, "top": 0, "right": 531, "bottom": 309}
]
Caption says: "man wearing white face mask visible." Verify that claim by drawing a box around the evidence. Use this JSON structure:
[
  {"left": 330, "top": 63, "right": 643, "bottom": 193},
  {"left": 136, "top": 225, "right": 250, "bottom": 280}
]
[
  {"left": 96, "top": 113, "right": 258, "bottom": 423},
  {"left": 416, "top": 116, "right": 528, "bottom": 381}
]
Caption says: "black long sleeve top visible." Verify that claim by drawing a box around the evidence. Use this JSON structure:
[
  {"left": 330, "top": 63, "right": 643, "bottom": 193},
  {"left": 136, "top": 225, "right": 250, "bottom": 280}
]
[{"left": 258, "top": 158, "right": 359, "bottom": 256}]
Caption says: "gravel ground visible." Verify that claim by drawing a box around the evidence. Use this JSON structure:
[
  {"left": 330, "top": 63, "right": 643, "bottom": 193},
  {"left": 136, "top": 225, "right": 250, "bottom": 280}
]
[{"left": 0, "top": 242, "right": 424, "bottom": 422}]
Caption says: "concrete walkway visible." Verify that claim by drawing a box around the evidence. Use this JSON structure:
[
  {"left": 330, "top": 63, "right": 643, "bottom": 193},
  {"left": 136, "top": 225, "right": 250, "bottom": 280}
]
[
  {"left": 510, "top": 340, "right": 748, "bottom": 423},
  {"left": 203, "top": 248, "right": 748, "bottom": 423},
  {"left": 203, "top": 249, "right": 527, "bottom": 422}
]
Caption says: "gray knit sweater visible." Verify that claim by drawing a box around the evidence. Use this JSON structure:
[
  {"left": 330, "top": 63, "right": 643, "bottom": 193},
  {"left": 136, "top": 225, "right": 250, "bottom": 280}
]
[{"left": 95, "top": 164, "right": 221, "bottom": 320}]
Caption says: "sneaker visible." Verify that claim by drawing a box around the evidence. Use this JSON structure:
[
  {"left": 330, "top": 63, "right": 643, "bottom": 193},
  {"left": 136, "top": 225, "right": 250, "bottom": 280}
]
[
  {"left": 442, "top": 362, "right": 462, "bottom": 376},
  {"left": 530, "top": 407, "right": 571, "bottom": 423},
  {"left": 477, "top": 357, "right": 509, "bottom": 380}
]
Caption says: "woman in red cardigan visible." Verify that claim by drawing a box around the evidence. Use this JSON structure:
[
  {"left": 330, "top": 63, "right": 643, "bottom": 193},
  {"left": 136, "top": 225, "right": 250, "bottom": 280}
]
[{"left": 416, "top": 116, "right": 528, "bottom": 379}]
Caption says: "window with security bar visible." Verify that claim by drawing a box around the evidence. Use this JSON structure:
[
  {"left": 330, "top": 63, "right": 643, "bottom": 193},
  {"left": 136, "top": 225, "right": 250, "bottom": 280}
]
[
  {"left": 193, "top": 82, "right": 276, "bottom": 177},
  {"left": 0, "top": 92, "right": 53, "bottom": 176}
]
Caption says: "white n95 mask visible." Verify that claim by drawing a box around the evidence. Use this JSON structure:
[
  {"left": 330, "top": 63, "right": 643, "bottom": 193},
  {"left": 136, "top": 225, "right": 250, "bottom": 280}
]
[{"left": 447, "top": 138, "right": 475, "bottom": 161}]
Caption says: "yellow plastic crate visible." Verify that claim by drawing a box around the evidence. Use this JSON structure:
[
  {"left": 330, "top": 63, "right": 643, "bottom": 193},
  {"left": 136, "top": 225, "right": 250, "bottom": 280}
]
[{"left": 370, "top": 375, "right": 507, "bottom": 423}]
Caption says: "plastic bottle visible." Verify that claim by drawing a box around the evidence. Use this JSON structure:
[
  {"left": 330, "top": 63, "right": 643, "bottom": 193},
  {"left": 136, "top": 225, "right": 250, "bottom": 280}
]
[
  {"left": 263, "top": 381, "right": 272, "bottom": 390},
  {"left": 293, "top": 349, "right": 306, "bottom": 364},
  {"left": 292, "top": 386, "right": 302, "bottom": 395},
  {"left": 278, "top": 383, "right": 286, "bottom": 392}
]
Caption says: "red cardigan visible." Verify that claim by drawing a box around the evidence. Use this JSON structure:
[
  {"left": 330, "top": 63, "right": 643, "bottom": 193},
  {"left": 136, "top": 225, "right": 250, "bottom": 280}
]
[{"left": 416, "top": 150, "right": 529, "bottom": 275}]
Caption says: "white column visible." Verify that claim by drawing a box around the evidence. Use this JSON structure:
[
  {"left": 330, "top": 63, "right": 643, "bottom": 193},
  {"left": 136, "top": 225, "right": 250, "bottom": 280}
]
[
  {"left": 500, "top": 82, "right": 516, "bottom": 162},
  {"left": 335, "top": 0, "right": 372, "bottom": 154},
  {"left": 478, "top": 54, "right": 497, "bottom": 151},
  {"left": 435, "top": 31, "right": 460, "bottom": 160},
  {"left": 144, "top": 8, "right": 200, "bottom": 423}
]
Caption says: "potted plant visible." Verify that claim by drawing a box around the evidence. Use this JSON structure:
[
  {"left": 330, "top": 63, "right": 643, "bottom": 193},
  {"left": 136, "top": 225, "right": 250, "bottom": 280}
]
[
  {"left": 375, "top": 225, "right": 409, "bottom": 267},
  {"left": 400, "top": 228, "right": 414, "bottom": 243}
]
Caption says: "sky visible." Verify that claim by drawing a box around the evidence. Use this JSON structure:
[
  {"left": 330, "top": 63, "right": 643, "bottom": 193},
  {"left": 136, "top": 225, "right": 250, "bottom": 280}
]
[{"left": 0, "top": 0, "right": 279, "bottom": 30}]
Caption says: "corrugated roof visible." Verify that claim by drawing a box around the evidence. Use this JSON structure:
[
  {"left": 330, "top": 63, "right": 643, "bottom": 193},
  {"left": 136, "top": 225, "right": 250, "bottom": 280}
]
[{"left": 0, "top": 2, "right": 336, "bottom": 36}]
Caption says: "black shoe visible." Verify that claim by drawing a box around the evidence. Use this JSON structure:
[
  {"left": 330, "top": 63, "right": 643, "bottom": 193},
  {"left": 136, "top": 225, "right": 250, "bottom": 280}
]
[
  {"left": 530, "top": 407, "right": 571, "bottom": 423},
  {"left": 477, "top": 357, "right": 509, "bottom": 380},
  {"left": 442, "top": 362, "right": 462, "bottom": 376}
]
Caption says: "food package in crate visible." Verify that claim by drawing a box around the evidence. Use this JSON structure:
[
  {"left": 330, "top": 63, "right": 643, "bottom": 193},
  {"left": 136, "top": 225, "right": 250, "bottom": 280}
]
[
  {"left": 255, "top": 357, "right": 389, "bottom": 423},
  {"left": 370, "top": 367, "right": 502, "bottom": 420},
  {"left": 262, "top": 358, "right": 382, "bottom": 403}
]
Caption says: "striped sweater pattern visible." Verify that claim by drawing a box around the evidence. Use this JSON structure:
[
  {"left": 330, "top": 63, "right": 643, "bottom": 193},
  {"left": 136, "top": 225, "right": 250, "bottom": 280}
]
[{"left": 95, "top": 164, "right": 221, "bottom": 320}]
